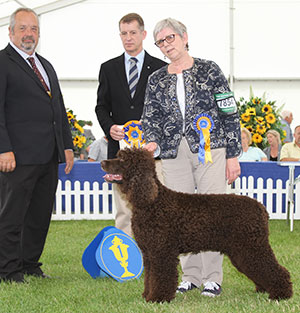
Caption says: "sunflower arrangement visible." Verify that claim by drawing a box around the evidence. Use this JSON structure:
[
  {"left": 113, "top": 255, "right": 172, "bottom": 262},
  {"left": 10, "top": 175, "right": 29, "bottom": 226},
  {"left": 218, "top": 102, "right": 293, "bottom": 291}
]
[
  {"left": 237, "top": 88, "right": 285, "bottom": 150},
  {"left": 66, "top": 109, "right": 93, "bottom": 155}
]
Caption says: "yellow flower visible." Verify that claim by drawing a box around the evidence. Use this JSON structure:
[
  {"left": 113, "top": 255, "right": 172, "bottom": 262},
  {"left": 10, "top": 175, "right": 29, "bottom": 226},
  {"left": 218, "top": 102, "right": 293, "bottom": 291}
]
[
  {"left": 252, "top": 133, "right": 263, "bottom": 143},
  {"left": 265, "top": 113, "right": 276, "bottom": 124},
  {"left": 67, "top": 112, "right": 74, "bottom": 121},
  {"left": 255, "top": 116, "right": 265, "bottom": 125},
  {"left": 283, "top": 130, "right": 287, "bottom": 138},
  {"left": 241, "top": 113, "right": 251, "bottom": 122},
  {"left": 74, "top": 122, "right": 84, "bottom": 133},
  {"left": 73, "top": 135, "right": 81, "bottom": 147},
  {"left": 246, "top": 108, "right": 256, "bottom": 116},
  {"left": 262, "top": 104, "right": 272, "bottom": 114},
  {"left": 240, "top": 121, "right": 245, "bottom": 128},
  {"left": 252, "top": 98, "right": 261, "bottom": 105},
  {"left": 246, "top": 125, "right": 254, "bottom": 133},
  {"left": 256, "top": 124, "right": 266, "bottom": 135}
]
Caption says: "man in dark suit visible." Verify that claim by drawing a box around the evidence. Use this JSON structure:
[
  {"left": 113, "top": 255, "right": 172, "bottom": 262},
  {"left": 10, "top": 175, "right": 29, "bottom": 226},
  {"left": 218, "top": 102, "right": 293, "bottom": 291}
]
[
  {"left": 95, "top": 13, "right": 166, "bottom": 236},
  {"left": 0, "top": 8, "right": 74, "bottom": 283}
]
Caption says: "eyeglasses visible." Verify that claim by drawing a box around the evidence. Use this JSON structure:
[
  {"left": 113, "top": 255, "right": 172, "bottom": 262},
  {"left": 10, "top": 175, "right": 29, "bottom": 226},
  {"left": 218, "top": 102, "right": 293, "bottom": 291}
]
[{"left": 154, "top": 34, "right": 176, "bottom": 48}]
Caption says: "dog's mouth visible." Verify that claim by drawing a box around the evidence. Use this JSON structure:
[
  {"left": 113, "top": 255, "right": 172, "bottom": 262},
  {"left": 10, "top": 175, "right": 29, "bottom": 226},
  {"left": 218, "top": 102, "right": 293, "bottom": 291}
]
[{"left": 103, "top": 173, "right": 123, "bottom": 184}]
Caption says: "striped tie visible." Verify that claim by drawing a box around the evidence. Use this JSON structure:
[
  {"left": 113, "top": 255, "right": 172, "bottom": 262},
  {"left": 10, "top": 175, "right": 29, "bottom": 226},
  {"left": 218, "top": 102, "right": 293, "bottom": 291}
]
[{"left": 128, "top": 57, "right": 138, "bottom": 98}]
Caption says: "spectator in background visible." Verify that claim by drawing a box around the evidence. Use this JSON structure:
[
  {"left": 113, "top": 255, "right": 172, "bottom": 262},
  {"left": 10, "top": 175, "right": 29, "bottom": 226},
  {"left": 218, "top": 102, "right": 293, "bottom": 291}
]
[
  {"left": 239, "top": 128, "right": 267, "bottom": 162},
  {"left": 263, "top": 130, "right": 282, "bottom": 161},
  {"left": 280, "top": 125, "right": 300, "bottom": 162},
  {"left": 88, "top": 136, "right": 108, "bottom": 162},
  {"left": 280, "top": 110, "right": 293, "bottom": 143}
]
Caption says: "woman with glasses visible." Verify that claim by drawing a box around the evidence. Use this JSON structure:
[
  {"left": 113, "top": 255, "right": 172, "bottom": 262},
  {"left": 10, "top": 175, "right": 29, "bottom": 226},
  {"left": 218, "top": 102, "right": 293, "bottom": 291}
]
[{"left": 142, "top": 18, "right": 241, "bottom": 298}]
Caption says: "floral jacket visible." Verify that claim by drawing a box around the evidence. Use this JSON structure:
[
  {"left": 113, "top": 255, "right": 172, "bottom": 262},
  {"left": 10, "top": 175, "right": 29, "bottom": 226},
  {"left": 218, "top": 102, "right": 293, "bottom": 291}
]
[{"left": 141, "top": 58, "right": 242, "bottom": 159}]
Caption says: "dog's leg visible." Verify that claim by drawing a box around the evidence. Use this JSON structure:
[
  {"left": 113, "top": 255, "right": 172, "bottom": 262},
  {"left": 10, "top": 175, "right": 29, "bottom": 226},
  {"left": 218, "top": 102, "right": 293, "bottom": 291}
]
[
  {"left": 142, "top": 254, "right": 150, "bottom": 300},
  {"left": 145, "top": 255, "right": 179, "bottom": 303},
  {"left": 228, "top": 243, "right": 293, "bottom": 300}
]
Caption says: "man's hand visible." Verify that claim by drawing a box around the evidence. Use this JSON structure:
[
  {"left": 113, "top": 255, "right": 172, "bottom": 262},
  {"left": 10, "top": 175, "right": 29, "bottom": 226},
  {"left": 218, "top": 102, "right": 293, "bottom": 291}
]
[
  {"left": 64, "top": 150, "right": 74, "bottom": 174},
  {"left": 0, "top": 152, "right": 16, "bottom": 172},
  {"left": 110, "top": 125, "right": 124, "bottom": 141},
  {"left": 226, "top": 157, "right": 241, "bottom": 184}
]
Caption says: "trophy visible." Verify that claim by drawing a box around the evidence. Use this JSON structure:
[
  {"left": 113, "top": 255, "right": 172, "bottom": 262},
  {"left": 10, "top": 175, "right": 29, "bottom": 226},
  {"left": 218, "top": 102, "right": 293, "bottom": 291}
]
[{"left": 109, "top": 236, "right": 134, "bottom": 278}]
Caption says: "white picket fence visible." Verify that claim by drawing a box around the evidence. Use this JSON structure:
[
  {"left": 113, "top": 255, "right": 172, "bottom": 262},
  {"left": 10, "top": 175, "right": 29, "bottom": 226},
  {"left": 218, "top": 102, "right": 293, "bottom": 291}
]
[
  {"left": 230, "top": 176, "right": 300, "bottom": 220},
  {"left": 52, "top": 176, "right": 300, "bottom": 220},
  {"left": 53, "top": 180, "right": 116, "bottom": 220}
]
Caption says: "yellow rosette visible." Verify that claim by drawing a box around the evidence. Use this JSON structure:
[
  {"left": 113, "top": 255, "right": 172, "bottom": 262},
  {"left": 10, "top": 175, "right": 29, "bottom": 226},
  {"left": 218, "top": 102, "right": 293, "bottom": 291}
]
[
  {"left": 193, "top": 114, "right": 214, "bottom": 164},
  {"left": 123, "top": 120, "right": 145, "bottom": 148}
]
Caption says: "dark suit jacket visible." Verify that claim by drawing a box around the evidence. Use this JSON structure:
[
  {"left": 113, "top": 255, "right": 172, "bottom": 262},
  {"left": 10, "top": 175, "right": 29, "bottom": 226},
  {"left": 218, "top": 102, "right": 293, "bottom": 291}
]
[
  {"left": 95, "top": 51, "right": 167, "bottom": 159},
  {"left": 0, "top": 44, "right": 73, "bottom": 165}
]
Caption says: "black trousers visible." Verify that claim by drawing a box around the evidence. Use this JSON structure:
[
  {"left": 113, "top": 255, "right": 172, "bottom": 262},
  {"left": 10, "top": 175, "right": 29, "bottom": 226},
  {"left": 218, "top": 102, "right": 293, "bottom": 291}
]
[{"left": 0, "top": 157, "right": 58, "bottom": 278}]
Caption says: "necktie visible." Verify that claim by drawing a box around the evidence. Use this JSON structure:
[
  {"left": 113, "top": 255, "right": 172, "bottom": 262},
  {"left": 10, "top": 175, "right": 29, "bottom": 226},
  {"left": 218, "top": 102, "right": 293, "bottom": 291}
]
[
  {"left": 27, "top": 57, "right": 50, "bottom": 96},
  {"left": 128, "top": 57, "right": 138, "bottom": 98}
]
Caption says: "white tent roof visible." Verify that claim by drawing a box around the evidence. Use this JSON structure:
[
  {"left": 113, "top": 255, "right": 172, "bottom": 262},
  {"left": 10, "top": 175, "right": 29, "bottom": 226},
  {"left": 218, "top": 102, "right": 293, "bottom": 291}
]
[{"left": 0, "top": 0, "right": 87, "bottom": 26}]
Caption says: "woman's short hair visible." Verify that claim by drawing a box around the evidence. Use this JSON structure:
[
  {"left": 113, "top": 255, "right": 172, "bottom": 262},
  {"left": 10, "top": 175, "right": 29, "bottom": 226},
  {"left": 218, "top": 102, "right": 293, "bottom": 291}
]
[
  {"left": 153, "top": 18, "right": 187, "bottom": 40},
  {"left": 266, "top": 129, "right": 281, "bottom": 144},
  {"left": 241, "top": 128, "right": 252, "bottom": 145}
]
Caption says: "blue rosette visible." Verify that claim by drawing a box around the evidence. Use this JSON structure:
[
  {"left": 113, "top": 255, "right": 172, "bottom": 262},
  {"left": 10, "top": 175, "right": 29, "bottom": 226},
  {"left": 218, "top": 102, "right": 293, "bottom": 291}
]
[
  {"left": 123, "top": 120, "right": 145, "bottom": 148},
  {"left": 193, "top": 113, "right": 214, "bottom": 164}
]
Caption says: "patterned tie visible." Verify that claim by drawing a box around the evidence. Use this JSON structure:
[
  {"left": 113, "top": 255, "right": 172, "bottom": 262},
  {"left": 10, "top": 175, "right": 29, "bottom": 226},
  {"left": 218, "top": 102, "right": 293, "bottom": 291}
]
[
  {"left": 27, "top": 57, "right": 50, "bottom": 96},
  {"left": 128, "top": 57, "right": 138, "bottom": 98}
]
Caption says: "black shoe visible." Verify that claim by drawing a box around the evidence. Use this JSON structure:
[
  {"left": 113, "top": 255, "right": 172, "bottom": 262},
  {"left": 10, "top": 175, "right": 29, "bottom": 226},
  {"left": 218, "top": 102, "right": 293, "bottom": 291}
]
[
  {"left": 0, "top": 272, "right": 25, "bottom": 283},
  {"left": 23, "top": 267, "right": 51, "bottom": 279}
]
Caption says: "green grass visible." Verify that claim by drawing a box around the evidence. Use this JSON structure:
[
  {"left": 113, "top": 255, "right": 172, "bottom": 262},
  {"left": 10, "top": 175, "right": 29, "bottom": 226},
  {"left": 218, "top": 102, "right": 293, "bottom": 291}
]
[{"left": 0, "top": 220, "right": 299, "bottom": 313}]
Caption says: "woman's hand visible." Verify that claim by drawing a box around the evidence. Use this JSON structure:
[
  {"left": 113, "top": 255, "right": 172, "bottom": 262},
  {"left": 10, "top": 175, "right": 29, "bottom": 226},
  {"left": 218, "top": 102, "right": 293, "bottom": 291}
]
[
  {"left": 226, "top": 157, "right": 240, "bottom": 184},
  {"left": 143, "top": 142, "right": 158, "bottom": 154}
]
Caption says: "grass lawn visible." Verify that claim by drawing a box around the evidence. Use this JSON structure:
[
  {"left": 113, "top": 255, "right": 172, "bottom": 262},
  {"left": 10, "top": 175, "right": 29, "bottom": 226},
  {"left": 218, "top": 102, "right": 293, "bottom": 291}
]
[{"left": 0, "top": 220, "right": 299, "bottom": 313}]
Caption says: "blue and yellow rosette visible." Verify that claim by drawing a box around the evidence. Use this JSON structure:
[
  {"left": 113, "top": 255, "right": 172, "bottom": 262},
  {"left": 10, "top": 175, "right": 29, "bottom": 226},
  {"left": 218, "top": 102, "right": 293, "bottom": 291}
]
[
  {"left": 193, "top": 114, "right": 214, "bottom": 164},
  {"left": 123, "top": 120, "right": 145, "bottom": 148}
]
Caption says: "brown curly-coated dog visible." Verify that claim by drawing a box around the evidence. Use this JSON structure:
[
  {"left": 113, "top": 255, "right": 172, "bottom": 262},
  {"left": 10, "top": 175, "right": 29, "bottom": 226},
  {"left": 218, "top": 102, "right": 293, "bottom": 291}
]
[{"left": 101, "top": 148, "right": 293, "bottom": 303}]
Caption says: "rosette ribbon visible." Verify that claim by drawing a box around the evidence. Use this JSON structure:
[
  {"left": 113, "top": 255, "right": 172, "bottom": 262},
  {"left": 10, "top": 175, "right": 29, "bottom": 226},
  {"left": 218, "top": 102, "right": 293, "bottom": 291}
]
[
  {"left": 123, "top": 120, "right": 145, "bottom": 148},
  {"left": 193, "top": 114, "right": 214, "bottom": 164}
]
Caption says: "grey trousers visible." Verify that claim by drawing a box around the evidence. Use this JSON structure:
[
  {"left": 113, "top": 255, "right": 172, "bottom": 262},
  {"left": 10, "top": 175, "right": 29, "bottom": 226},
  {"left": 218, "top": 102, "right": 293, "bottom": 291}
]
[{"left": 162, "top": 138, "right": 226, "bottom": 287}]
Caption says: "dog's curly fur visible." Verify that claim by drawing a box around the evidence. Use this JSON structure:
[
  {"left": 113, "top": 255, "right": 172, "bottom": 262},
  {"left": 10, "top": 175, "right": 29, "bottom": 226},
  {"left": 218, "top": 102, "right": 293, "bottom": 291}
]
[{"left": 101, "top": 148, "right": 293, "bottom": 303}]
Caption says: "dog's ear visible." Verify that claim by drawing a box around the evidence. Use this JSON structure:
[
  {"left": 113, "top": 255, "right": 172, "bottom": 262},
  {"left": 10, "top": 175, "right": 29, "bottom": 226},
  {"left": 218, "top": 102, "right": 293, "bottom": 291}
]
[{"left": 128, "top": 174, "right": 158, "bottom": 207}]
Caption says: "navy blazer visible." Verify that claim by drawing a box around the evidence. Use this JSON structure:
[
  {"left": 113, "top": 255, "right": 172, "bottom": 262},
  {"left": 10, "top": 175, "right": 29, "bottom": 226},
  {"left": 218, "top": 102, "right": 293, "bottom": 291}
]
[
  {"left": 0, "top": 44, "right": 73, "bottom": 165},
  {"left": 95, "top": 51, "right": 166, "bottom": 159}
]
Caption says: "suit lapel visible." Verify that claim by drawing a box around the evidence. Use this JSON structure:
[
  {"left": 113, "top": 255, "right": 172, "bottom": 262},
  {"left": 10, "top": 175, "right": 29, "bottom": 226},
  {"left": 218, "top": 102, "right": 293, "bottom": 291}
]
[
  {"left": 114, "top": 52, "right": 156, "bottom": 102},
  {"left": 36, "top": 53, "right": 54, "bottom": 94},
  {"left": 5, "top": 45, "right": 47, "bottom": 94},
  {"left": 115, "top": 54, "right": 132, "bottom": 101}
]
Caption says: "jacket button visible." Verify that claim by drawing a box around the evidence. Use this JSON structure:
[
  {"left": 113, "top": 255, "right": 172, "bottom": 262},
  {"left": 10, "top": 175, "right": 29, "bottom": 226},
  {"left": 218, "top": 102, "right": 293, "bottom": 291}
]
[{"left": 130, "top": 105, "right": 134, "bottom": 109}]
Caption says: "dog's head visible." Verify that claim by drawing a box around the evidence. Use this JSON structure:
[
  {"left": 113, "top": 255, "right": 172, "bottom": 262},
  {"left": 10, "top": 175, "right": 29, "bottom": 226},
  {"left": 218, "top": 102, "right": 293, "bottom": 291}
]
[{"left": 101, "top": 148, "right": 159, "bottom": 206}]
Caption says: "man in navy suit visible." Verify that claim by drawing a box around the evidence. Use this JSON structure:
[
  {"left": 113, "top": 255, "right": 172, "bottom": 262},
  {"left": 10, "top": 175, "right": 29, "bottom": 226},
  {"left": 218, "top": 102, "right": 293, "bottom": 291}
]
[
  {"left": 0, "top": 8, "right": 74, "bottom": 283},
  {"left": 95, "top": 13, "right": 166, "bottom": 236}
]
